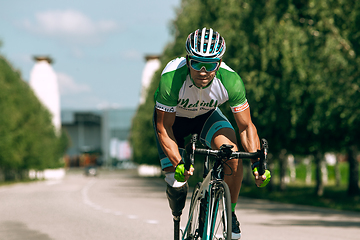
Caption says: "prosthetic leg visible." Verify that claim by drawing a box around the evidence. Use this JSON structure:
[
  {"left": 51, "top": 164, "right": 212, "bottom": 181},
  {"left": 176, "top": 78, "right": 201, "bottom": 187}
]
[
  {"left": 166, "top": 182, "right": 188, "bottom": 240},
  {"left": 166, "top": 182, "right": 188, "bottom": 216}
]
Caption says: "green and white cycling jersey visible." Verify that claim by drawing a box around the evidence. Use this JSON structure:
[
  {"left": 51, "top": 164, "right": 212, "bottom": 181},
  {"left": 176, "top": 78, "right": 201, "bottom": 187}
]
[{"left": 154, "top": 57, "right": 249, "bottom": 118}]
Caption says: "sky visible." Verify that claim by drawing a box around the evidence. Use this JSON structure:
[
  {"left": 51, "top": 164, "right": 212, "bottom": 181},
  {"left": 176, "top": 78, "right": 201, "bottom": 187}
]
[{"left": 0, "top": 0, "right": 181, "bottom": 110}]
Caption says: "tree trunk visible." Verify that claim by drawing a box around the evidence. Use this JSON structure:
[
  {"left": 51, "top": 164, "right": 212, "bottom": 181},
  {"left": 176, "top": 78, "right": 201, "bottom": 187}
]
[
  {"left": 321, "top": 160, "right": 328, "bottom": 185},
  {"left": 0, "top": 168, "right": 4, "bottom": 182},
  {"left": 315, "top": 151, "right": 324, "bottom": 197},
  {"left": 304, "top": 156, "right": 312, "bottom": 185},
  {"left": 267, "top": 154, "right": 274, "bottom": 192},
  {"left": 347, "top": 145, "right": 359, "bottom": 196},
  {"left": 279, "top": 149, "right": 287, "bottom": 191},
  {"left": 335, "top": 154, "right": 341, "bottom": 187},
  {"left": 243, "top": 159, "right": 252, "bottom": 185},
  {"left": 259, "top": 152, "right": 275, "bottom": 192},
  {"left": 19, "top": 169, "right": 29, "bottom": 180},
  {"left": 288, "top": 154, "right": 296, "bottom": 182}
]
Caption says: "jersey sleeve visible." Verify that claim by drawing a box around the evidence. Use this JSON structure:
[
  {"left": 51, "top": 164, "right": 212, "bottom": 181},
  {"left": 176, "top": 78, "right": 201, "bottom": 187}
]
[
  {"left": 155, "top": 71, "right": 179, "bottom": 112},
  {"left": 154, "top": 58, "right": 187, "bottom": 113},
  {"left": 217, "top": 63, "right": 249, "bottom": 113}
]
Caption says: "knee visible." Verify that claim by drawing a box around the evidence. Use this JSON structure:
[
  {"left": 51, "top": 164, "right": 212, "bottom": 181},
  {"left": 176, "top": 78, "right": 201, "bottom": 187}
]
[
  {"left": 164, "top": 171, "right": 187, "bottom": 187},
  {"left": 225, "top": 159, "right": 243, "bottom": 174}
]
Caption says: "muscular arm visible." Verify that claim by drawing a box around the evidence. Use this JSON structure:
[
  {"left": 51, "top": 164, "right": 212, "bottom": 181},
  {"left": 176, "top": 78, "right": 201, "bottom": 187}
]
[
  {"left": 155, "top": 109, "right": 182, "bottom": 170},
  {"left": 233, "top": 107, "right": 260, "bottom": 164}
]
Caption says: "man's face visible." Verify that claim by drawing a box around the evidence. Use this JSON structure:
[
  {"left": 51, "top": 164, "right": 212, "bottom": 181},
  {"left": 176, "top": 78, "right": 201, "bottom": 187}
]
[{"left": 187, "top": 57, "right": 221, "bottom": 88}]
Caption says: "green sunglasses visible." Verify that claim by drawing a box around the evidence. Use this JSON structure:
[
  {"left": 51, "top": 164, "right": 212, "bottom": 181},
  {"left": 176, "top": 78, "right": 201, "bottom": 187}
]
[{"left": 189, "top": 59, "right": 220, "bottom": 72}]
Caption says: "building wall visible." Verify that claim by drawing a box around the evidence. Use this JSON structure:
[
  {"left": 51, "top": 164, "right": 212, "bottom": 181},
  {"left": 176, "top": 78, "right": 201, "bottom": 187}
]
[
  {"left": 63, "top": 124, "right": 102, "bottom": 156},
  {"left": 101, "top": 108, "right": 136, "bottom": 166},
  {"left": 61, "top": 108, "right": 136, "bottom": 167}
]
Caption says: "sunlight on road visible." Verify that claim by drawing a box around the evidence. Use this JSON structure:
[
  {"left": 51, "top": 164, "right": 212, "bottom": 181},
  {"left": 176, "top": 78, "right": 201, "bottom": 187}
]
[{"left": 137, "top": 164, "right": 162, "bottom": 177}]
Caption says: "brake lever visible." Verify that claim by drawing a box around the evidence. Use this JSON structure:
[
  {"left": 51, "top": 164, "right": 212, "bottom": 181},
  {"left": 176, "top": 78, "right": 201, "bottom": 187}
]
[
  {"left": 258, "top": 139, "right": 268, "bottom": 175},
  {"left": 185, "top": 134, "right": 197, "bottom": 171}
]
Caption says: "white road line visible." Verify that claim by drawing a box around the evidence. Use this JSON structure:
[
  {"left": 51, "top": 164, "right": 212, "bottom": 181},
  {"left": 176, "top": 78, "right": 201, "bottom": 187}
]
[
  {"left": 45, "top": 180, "right": 62, "bottom": 185},
  {"left": 94, "top": 206, "right": 103, "bottom": 210},
  {"left": 81, "top": 179, "right": 159, "bottom": 225},
  {"left": 145, "top": 220, "right": 159, "bottom": 224}
]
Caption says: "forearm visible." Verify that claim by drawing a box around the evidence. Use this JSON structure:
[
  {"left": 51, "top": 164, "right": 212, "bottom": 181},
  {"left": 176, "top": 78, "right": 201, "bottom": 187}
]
[
  {"left": 155, "top": 110, "right": 182, "bottom": 168},
  {"left": 239, "top": 122, "right": 260, "bottom": 163},
  {"left": 157, "top": 127, "right": 182, "bottom": 167}
]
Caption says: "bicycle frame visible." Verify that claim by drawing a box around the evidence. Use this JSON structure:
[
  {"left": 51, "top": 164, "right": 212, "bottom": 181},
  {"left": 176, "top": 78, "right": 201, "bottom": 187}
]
[
  {"left": 180, "top": 134, "right": 268, "bottom": 240},
  {"left": 182, "top": 168, "right": 213, "bottom": 240}
]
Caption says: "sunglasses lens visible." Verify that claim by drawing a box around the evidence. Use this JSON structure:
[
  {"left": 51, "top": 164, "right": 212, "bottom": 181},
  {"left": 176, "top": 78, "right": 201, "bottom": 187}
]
[{"left": 190, "top": 60, "right": 219, "bottom": 71}]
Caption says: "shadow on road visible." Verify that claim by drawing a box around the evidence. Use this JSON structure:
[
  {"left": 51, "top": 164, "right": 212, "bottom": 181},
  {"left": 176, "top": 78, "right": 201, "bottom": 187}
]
[
  {"left": 0, "top": 221, "right": 53, "bottom": 240},
  {"left": 263, "top": 219, "right": 360, "bottom": 228},
  {"left": 237, "top": 197, "right": 360, "bottom": 228}
]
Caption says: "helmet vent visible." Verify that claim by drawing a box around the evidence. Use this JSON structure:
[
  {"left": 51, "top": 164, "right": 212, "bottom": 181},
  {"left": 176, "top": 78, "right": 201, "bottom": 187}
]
[{"left": 185, "top": 27, "right": 226, "bottom": 59}]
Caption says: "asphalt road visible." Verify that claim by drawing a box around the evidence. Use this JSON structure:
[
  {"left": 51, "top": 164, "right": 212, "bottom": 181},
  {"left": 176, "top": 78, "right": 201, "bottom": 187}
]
[{"left": 0, "top": 169, "right": 359, "bottom": 240}]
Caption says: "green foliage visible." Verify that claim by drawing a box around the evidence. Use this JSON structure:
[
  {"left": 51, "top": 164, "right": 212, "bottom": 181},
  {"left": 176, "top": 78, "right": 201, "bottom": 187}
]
[
  {"left": 130, "top": 99, "right": 158, "bottom": 165},
  {"left": 130, "top": 62, "right": 165, "bottom": 165},
  {"left": 241, "top": 184, "right": 360, "bottom": 212},
  {"left": 0, "top": 56, "right": 68, "bottom": 180},
  {"left": 130, "top": 0, "right": 360, "bottom": 194}
]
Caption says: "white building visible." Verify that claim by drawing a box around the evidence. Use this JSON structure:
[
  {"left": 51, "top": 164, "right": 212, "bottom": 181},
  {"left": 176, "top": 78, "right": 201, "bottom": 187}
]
[
  {"left": 139, "top": 55, "right": 161, "bottom": 104},
  {"left": 29, "top": 56, "right": 61, "bottom": 134}
]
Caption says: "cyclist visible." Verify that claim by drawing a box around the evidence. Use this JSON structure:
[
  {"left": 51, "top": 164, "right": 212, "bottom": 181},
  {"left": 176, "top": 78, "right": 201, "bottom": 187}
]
[{"left": 153, "top": 27, "right": 270, "bottom": 239}]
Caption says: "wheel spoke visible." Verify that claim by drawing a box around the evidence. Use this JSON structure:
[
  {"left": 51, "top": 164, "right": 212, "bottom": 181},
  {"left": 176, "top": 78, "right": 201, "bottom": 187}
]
[
  {"left": 185, "top": 182, "right": 204, "bottom": 240},
  {"left": 208, "top": 182, "right": 231, "bottom": 240}
]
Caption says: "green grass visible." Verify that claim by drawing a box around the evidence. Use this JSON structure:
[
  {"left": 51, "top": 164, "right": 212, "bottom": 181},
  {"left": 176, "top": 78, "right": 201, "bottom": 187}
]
[
  {"left": 187, "top": 160, "right": 360, "bottom": 212},
  {"left": 0, "top": 178, "right": 38, "bottom": 187},
  {"left": 240, "top": 184, "right": 360, "bottom": 212},
  {"left": 240, "top": 161, "right": 360, "bottom": 212}
]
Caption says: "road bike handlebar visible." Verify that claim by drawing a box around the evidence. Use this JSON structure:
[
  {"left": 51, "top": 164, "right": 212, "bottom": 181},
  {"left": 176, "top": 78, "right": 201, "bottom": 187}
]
[{"left": 185, "top": 134, "right": 268, "bottom": 175}]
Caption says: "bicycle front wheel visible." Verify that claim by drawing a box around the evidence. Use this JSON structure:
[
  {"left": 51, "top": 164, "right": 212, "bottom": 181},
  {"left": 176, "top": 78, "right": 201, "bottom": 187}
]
[
  {"left": 207, "top": 181, "right": 232, "bottom": 240},
  {"left": 185, "top": 182, "right": 205, "bottom": 240}
]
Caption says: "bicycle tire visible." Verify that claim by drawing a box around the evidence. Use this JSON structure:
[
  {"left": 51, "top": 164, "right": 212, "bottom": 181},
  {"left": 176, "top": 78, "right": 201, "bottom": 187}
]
[
  {"left": 184, "top": 182, "right": 206, "bottom": 240},
  {"left": 207, "top": 181, "right": 232, "bottom": 240}
]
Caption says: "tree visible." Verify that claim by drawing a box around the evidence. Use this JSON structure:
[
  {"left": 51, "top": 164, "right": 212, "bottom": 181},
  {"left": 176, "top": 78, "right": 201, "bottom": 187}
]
[
  {"left": 0, "top": 55, "right": 68, "bottom": 180},
  {"left": 131, "top": 0, "right": 360, "bottom": 197}
]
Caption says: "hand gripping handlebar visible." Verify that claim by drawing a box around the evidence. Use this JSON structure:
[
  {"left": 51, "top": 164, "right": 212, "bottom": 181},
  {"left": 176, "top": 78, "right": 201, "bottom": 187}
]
[{"left": 185, "top": 134, "right": 268, "bottom": 175}]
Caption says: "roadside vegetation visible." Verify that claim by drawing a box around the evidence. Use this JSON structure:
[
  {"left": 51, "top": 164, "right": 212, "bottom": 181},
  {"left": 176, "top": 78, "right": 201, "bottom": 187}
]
[
  {"left": 184, "top": 158, "right": 360, "bottom": 212},
  {"left": 131, "top": 0, "right": 360, "bottom": 211},
  {"left": 240, "top": 160, "right": 360, "bottom": 212},
  {"left": 0, "top": 53, "right": 69, "bottom": 182}
]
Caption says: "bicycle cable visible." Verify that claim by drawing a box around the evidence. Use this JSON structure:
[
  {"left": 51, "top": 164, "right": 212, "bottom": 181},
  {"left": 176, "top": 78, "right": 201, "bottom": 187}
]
[{"left": 219, "top": 158, "right": 234, "bottom": 177}]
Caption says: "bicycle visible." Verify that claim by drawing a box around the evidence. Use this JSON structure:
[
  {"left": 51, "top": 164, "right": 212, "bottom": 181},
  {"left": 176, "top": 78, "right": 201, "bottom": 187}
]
[{"left": 174, "top": 134, "right": 268, "bottom": 240}]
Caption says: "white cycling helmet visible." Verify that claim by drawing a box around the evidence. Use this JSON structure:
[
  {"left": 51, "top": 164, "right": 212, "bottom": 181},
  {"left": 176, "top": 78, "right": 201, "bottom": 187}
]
[{"left": 185, "top": 28, "right": 226, "bottom": 61}]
